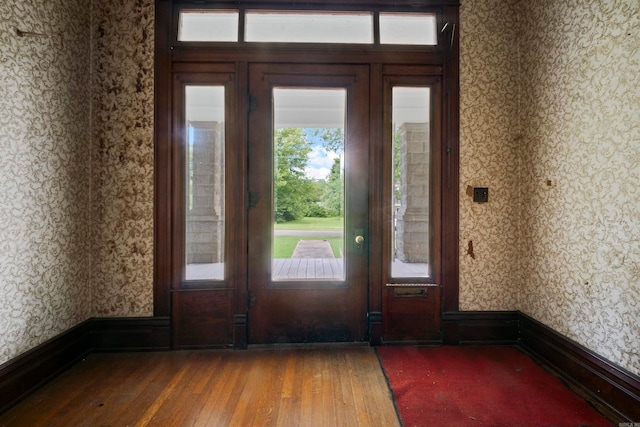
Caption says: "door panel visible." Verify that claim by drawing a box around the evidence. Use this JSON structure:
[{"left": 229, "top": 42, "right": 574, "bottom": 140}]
[{"left": 247, "top": 64, "right": 369, "bottom": 344}]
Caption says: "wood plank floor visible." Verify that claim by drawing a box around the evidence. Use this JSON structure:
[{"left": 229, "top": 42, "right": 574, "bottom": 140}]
[{"left": 0, "top": 346, "right": 400, "bottom": 427}]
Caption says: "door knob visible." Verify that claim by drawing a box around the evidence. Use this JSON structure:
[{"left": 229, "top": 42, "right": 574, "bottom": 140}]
[{"left": 355, "top": 235, "right": 365, "bottom": 244}]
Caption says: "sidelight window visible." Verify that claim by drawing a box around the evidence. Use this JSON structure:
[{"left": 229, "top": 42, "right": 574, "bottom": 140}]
[
  {"left": 391, "top": 87, "right": 431, "bottom": 278},
  {"left": 184, "top": 86, "right": 226, "bottom": 281}
]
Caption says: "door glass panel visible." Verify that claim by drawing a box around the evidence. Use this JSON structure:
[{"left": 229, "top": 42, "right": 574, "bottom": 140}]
[
  {"left": 178, "top": 10, "right": 239, "bottom": 42},
  {"left": 272, "top": 88, "right": 346, "bottom": 281},
  {"left": 380, "top": 13, "right": 437, "bottom": 46},
  {"left": 185, "top": 86, "right": 225, "bottom": 281},
  {"left": 246, "top": 11, "right": 373, "bottom": 44},
  {"left": 392, "top": 87, "right": 430, "bottom": 278}
]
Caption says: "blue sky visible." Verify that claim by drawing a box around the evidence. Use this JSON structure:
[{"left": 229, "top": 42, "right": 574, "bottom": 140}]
[
  {"left": 303, "top": 129, "right": 341, "bottom": 180},
  {"left": 305, "top": 145, "right": 339, "bottom": 180}
]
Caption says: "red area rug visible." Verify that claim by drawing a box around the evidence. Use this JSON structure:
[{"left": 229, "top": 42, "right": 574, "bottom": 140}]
[{"left": 377, "top": 346, "right": 613, "bottom": 427}]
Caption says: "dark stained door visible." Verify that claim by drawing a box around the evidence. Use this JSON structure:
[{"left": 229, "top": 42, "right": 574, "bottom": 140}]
[{"left": 247, "top": 64, "right": 370, "bottom": 344}]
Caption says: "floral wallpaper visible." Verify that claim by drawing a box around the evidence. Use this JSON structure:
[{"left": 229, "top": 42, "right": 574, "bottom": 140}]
[
  {"left": 459, "top": 0, "right": 521, "bottom": 311},
  {"left": 0, "top": 0, "right": 92, "bottom": 364},
  {"left": 517, "top": 0, "right": 640, "bottom": 376},
  {"left": 459, "top": 0, "right": 639, "bottom": 376},
  {"left": 91, "top": 0, "right": 154, "bottom": 316},
  {"left": 0, "top": 0, "right": 154, "bottom": 365}
]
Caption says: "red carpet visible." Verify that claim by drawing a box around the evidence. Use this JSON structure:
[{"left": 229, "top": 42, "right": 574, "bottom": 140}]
[{"left": 377, "top": 346, "right": 613, "bottom": 427}]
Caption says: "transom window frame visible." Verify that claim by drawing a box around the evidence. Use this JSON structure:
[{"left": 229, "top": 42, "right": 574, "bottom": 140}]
[
  {"left": 171, "top": 2, "right": 449, "bottom": 50},
  {"left": 176, "top": 7, "right": 440, "bottom": 46},
  {"left": 154, "top": 0, "right": 460, "bottom": 344}
]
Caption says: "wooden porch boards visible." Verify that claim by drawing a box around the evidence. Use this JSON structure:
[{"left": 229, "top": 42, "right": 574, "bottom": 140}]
[{"left": 273, "top": 257, "right": 344, "bottom": 280}]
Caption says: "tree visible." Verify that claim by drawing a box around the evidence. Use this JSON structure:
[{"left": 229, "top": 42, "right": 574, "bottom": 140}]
[
  {"left": 311, "top": 128, "right": 345, "bottom": 217},
  {"left": 274, "top": 128, "right": 314, "bottom": 222},
  {"left": 322, "top": 157, "right": 344, "bottom": 216},
  {"left": 313, "top": 128, "right": 344, "bottom": 154}
]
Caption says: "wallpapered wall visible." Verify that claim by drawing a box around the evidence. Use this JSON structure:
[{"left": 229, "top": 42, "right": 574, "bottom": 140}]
[
  {"left": 91, "top": 0, "right": 154, "bottom": 316},
  {"left": 0, "top": 0, "right": 92, "bottom": 364},
  {"left": 517, "top": 1, "right": 640, "bottom": 376},
  {"left": 1, "top": 0, "right": 638, "bottom": 376},
  {"left": 458, "top": 0, "right": 521, "bottom": 311},
  {"left": 460, "top": 0, "right": 639, "bottom": 376}
]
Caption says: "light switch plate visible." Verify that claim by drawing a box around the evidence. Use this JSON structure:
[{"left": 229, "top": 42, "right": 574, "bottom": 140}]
[{"left": 473, "top": 187, "right": 489, "bottom": 203}]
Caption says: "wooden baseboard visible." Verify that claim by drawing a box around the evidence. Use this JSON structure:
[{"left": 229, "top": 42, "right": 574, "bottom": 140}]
[
  {"left": 0, "top": 320, "right": 91, "bottom": 415},
  {"left": 519, "top": 313, "right": 640, "bottom": 423},
  {"left": 1, "top": 313, "right": 638, "bottom": 423},
  {"left": 0, "top": 317, "right": 170, "bottom": 415},
  {"left": 91, "top": 317, "right": 170, "bottom": 351},
  {"left": 442, "top": 311, "right": 521, "bottom": 345}
]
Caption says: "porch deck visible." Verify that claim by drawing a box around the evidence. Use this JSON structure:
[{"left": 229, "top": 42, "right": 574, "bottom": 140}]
[
  {"left": 273, "top": 257, "right": 344, "bottom": 280},
  {"left": 186, "top": 258, "right": 428, "bottom": 281}
]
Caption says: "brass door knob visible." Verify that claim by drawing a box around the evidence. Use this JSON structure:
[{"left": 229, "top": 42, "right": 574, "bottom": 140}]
[{"left": 355, "top": 235, "right": 365, "bottom": 244}]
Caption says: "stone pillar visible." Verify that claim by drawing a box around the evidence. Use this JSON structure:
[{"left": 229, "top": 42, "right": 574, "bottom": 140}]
[
  {"left": 186, "top": 121, "right": 224, "bottom": 264},
  {"left": 395, "top": 122, "right": 429, "bottom": 263}
]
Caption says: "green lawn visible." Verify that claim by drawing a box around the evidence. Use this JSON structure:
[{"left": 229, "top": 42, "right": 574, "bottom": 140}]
[
  {"left": 273, "top": 236, "right": 343, "bottom": 258},
  {"left": 273, "top": 217, "right": 344, "bottom": 258},
  {"left": 274, "top": 217, "right": 343, "bottom": 231}
]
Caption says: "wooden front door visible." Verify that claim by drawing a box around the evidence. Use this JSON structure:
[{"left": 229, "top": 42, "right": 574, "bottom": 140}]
[{"left": 247, "top": 64, "right": 370, "bottom": 344}]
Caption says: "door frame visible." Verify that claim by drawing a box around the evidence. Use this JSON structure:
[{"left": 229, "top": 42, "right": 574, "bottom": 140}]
[{"left": 154, "top": 0, "right": 460, "bottom": 348}]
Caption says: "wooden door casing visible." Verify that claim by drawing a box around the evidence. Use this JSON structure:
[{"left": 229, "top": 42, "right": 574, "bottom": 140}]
[{"left": 154, "top": 2, "right": 460, "bottom": 349}]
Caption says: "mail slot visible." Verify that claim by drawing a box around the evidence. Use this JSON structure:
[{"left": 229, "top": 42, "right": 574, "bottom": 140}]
[{"left": 394, "top": 288, "right": 427, "bottom": 297}]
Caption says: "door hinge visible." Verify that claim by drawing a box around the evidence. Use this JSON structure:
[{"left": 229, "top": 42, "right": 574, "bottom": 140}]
[
  {"left": 248, "top": 191, "right": 259, "bottom": 209},
  {"left": 248, "top": 95, "right": 258, "bottom": 113},
  {"left": 247, "top": 290, "right": 257, "bottom": 308}
]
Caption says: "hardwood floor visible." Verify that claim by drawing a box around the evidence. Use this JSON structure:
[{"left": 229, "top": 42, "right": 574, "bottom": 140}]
[{"left": 0, "top": 346, "right": 400, "bottom": 427}]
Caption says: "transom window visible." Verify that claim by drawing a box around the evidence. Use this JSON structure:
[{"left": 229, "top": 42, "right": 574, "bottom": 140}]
[
  {"left": 178, "top": 10, "right": 239, "bottom": 42},
  {"left": 245, "top": 11, "right": 373, "bottom": 44},
  {"left": 177, "top": 9, "right": 437, "bottom": 45}
]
